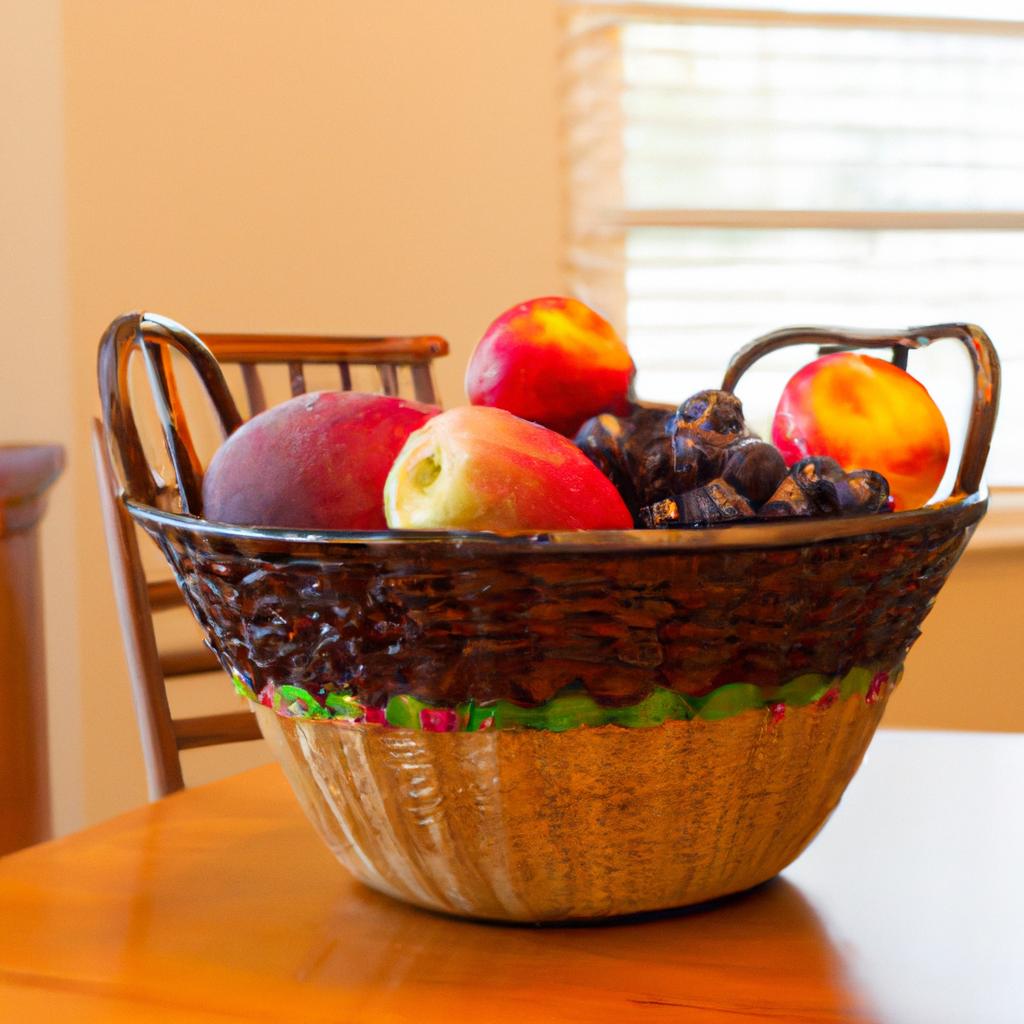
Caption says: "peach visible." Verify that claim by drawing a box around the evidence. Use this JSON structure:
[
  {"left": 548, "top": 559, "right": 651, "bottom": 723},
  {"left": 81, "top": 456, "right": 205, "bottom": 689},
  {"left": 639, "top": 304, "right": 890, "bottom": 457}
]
[
  {"left": 465, "top": 296, "right": 634, "bottom": 437},
  {"left": 771, "top": 353, "right": 950, "bottom": 510},
  {"left": 383, "top": 405, "right": 634, "bottom": 532},
  {"left": 202, "top": 391, "right": 438, "bottom": 530}
]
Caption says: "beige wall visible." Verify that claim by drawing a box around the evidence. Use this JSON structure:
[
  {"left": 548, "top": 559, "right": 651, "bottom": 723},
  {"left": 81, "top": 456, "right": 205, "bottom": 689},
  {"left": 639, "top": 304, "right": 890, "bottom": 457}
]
[
  {"left": 2, "top": 1, "right": 1019, "bottom": 836},
  {"left": 59, "top": 0, "right": 564, "bottom": 827},
  {"left": 1, "top": 0, "right": 83, "bottom": 833},
  {"left": 887, "top": 528, "right": 1024, "bottom": 732}
]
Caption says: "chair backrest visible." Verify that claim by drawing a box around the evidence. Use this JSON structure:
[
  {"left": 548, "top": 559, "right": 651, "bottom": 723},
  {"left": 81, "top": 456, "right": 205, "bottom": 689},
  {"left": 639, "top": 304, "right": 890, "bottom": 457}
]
[{"left": 93, "top": 332, "right": 448, "bottom": 799}]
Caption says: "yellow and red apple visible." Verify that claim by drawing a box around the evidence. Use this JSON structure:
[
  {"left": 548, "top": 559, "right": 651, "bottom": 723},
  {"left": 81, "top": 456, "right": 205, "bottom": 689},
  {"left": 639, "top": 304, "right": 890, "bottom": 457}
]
[
  {"left": 771, "top": 353, "right": 950, "bottom": 510},
  {"left": 384, "top": 405, "right": 633, "bottom": 532},
  {"left": 465, "top": 296, "right": 634, "bottom": 437},
  {"left": 202, "top": 391, "right": 438, "bottom": 530}
]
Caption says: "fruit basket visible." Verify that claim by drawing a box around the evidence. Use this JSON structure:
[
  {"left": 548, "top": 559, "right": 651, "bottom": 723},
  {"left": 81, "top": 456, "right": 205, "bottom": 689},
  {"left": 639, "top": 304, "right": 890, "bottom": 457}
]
[{"left": 98, "top": 313, "right": 999, "bottom": 922}]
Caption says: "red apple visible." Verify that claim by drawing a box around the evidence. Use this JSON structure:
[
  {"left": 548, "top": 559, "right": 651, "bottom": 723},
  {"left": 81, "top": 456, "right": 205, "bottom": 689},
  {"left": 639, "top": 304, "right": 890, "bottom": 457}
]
[
  {"left": 383, "top": 406, "right": 634, "bottom": 532},
  {"left": 465, "top": 296, "right": 634, "bottom": 437},
  {"left": 771, "top": 353, "right": 950, "bottom": 510},
  {"left": 202, "top": 391, "right": 438, "bottom": 530}
]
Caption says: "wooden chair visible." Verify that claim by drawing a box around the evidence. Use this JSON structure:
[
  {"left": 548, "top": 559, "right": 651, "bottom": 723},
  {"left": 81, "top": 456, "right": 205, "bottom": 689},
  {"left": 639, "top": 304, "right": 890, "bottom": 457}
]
[{"left": 93, "top": 328, "right": 448, "bottom": 799}]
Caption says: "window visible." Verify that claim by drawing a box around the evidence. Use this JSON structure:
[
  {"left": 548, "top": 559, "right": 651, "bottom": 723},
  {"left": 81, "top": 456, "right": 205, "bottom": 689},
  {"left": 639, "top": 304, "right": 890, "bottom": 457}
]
[{"left": 563, "top": 1, "right": 1024, "bottom": 487}]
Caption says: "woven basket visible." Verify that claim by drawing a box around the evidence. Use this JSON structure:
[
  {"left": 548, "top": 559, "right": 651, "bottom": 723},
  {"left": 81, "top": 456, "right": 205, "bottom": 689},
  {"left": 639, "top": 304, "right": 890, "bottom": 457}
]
[{"left": 99, "top": 313, "right": 999, "bottom": 921}]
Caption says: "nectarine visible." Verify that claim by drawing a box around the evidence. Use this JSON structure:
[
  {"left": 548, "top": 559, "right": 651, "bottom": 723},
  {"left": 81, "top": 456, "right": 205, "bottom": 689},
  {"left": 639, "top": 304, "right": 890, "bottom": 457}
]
[
  {"left": 202, "top": 391, "right": 438, "bottom": 530},
  {"left": 465, "top": 296, "right": 634, "bottom": 437},
  {"left": 772, "top": 353, "right": 949, "bottom": 510},
  {"left": 384, "top": 405, "right": 633, "bottom": 532}
]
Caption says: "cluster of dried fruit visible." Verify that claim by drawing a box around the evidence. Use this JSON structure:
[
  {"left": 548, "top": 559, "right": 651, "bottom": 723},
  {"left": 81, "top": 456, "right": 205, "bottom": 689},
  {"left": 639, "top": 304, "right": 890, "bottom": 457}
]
[{"left": 575, "top": 390, "right": 891, "bottom": 528}]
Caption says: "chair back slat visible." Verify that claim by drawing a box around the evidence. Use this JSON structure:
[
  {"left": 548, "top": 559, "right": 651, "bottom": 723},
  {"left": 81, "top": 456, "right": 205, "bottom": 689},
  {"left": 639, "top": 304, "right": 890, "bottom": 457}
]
[
  {"left": 173, "top": 713, "right": 262, "bottom": 751},
  {"left": 378, "top": 364, "right": 399, "bottom": 396},
  {"left": 147, "top": 579, "right": 186, "bottom": 612},
  {"left": 411, "top": 364, "right": 438, "bottom": 405},
  {"left": 159, "top": 646, "right": 221, "bottom": 679},
  {"left": 202, "top": 333, "right": 448, "bottom": 365},
  {"left": 338, "top": 363, "right": 353, "bottom": 391},
  {"left": 288, "top": 361, "right": 307, "bottom": 396},
  {"left": 241, "top": 364, "right": 267, "bottom": 416}
]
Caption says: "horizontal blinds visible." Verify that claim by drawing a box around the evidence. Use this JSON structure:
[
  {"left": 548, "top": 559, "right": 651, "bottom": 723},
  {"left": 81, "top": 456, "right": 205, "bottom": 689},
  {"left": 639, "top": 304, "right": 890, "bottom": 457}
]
[
  {"left": 564, "top": 1, "right": 1024, "bottom": 486},
  {"left": 621, "top": 23, "right": 1024, "bottom": 212}
]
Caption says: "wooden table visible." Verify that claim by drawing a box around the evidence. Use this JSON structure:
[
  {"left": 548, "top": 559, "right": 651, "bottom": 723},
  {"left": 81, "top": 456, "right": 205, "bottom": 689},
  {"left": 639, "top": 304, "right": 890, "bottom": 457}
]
[{"left": 0, "top": 730, "right": 1020, "bottom": 1023}]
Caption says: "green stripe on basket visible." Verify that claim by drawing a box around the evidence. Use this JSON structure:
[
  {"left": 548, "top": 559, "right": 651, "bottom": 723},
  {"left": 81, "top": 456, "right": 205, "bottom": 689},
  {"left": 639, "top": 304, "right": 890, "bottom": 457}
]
[{"left": 240, "top": 665, "right": 899, "bottom": 731}]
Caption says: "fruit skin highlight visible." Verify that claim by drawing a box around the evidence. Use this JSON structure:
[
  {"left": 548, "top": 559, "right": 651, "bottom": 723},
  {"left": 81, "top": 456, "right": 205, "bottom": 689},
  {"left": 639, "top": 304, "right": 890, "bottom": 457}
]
[
  {"left": 771, "top": 353, "right": 950, "bottom": 510},
  {"left": 384, "top": 405, "right": 634, "bottom": 532},
  {"left": 465, "top": 296, "right": 635, "bottom": 437},
  {"left": 202, "top": 391, "right": 438, "bottom": 530}
]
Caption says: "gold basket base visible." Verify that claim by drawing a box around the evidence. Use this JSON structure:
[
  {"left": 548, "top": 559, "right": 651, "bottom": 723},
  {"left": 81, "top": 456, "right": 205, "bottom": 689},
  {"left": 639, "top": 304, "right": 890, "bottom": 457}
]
[{"left": 256, "top": 695, "right": 887, "bottom": 923}]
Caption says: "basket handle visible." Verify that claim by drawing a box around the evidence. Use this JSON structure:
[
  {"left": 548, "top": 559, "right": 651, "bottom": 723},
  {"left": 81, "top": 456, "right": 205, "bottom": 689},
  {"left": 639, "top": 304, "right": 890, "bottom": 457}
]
[
  {"left": 98, "top": 312, "right": 243, "bottom": 514},
  {"left": 721, "top": 323, "right": 1001, "bottom": 499}
]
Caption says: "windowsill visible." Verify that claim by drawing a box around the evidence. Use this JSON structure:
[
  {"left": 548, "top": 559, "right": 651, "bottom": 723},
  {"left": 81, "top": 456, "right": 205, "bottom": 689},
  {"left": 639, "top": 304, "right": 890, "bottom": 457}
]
[{"left": 965, "top": 488, "right": 1024, "bottom": 552}]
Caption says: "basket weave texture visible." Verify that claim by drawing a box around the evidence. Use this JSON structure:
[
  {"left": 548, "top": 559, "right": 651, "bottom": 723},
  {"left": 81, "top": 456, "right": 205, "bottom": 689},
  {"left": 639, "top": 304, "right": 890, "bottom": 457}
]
[{"left": 139, "top": 499, "right": 981, "bottom": 708}]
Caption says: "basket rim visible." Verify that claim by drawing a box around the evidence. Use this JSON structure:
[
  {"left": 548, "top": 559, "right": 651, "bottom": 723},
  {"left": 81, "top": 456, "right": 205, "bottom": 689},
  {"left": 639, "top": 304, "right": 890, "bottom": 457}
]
[{"left": 125, "top": 488, "right": 987, "bottom": 554}]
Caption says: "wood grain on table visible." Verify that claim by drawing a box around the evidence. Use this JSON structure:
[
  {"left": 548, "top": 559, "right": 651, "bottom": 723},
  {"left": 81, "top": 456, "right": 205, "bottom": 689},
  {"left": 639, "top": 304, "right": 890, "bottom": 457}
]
[{"left": 0, "top": 730, "right": 1020, "bottom": 1023}]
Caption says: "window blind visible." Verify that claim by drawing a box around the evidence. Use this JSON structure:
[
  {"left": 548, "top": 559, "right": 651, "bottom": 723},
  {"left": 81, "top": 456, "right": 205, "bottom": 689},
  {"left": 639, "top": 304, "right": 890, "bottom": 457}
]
[{"left": 564, "top": 1, "right": 1024, "bottom": 486}]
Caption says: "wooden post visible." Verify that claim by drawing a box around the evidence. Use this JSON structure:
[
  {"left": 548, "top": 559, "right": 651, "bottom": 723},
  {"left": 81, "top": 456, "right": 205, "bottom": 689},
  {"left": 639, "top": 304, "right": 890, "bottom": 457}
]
[{"left": 0, "top": 445, "right": 64, "bottom": 855}]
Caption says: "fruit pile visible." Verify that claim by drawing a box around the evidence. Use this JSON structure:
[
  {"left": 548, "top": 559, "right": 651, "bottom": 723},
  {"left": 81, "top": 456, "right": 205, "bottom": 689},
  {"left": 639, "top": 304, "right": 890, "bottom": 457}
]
[
  {"left": 202, "top": 296, "right": 950, "bottom": 533},
  {"left": 576, "top": 394, "right": 893, "bottom": 527}
]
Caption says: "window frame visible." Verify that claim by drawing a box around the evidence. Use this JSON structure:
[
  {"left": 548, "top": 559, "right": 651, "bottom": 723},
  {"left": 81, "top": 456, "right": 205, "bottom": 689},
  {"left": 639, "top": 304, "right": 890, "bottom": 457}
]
[{"left": 563, "top": 0, "right": 1024, "bottom": 543}]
